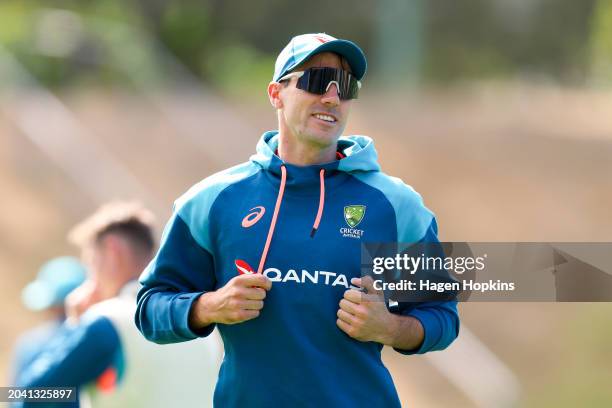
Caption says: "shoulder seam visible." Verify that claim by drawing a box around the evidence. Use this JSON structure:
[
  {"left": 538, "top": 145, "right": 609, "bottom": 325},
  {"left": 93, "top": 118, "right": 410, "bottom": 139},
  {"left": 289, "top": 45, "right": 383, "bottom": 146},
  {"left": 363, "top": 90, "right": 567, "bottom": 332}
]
[
  {"left": 350, "top": 172, "right": 433, "bottom": 243},
  {"left": 175, "top": 162, "right": 262, "bottom": 252}
]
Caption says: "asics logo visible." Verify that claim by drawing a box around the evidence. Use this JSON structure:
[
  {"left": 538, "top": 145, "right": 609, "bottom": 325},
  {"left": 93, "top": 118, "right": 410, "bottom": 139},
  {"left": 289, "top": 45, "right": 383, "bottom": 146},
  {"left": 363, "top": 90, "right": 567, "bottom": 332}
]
[
  {"left": 235, "top": 259, "right": 255, "bottom": 275},
  {"left": 241, "top": 206, "right": 265, "bottom": 228}
]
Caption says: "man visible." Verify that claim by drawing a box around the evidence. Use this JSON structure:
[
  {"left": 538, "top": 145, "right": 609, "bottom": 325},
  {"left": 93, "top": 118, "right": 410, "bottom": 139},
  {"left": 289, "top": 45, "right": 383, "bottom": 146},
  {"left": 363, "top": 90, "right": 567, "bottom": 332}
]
[
  {"left": 11, "top": 257, "right": 86, "bottom": 383},
  {"left": 136, "top": 33, "right": 459, "bottom": 407},
  {"left": 16, "top": 202, "right": 221, "bottom": 407}
]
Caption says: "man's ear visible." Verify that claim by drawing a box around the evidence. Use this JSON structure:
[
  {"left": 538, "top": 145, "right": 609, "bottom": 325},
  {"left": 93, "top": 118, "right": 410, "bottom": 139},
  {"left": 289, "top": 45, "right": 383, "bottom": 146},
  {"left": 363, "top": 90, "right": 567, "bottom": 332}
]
[
  {"left": 267, "top": 82, "right": 283, "bottom": 109},
  {"left": 102, "top": 234, "right": 129, "bottom": 269},
  {"left": 100, "top": 235, "right": 120, "bottom": 265}
]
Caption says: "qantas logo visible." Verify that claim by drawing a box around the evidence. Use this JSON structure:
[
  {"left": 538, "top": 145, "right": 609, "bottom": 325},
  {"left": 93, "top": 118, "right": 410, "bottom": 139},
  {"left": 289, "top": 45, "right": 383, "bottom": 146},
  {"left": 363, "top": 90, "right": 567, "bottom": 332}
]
[
  {"left": 235, "top": 259, "right": 256, "bottom": 275},
  {"left": 234, "top": 260, "right": 356, "bottom": 289},
  {"left": 241, "top": 206, "right": 266, "bottom": 228},
  {"left": 263, "top": 267, "right": 353, "bottom": 289}
]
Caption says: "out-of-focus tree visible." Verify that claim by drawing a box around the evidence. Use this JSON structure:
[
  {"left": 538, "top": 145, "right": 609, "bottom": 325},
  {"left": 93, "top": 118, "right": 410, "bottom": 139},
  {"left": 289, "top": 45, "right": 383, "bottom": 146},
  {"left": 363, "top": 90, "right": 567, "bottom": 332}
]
[
  {"left": 425, "top": 0, "right": 596, "bottom": 84},
  {"left": 375, "top": 0, "right": 425, "bottom": 88},
  {"left": 132, "top": 0, "right": 212, "bottom": 78},
  {"left": 589, "top": 0, "right": 612, "bottom": 87},
  {"left": 0, "top": 0, "right": 602, "bottom": 90}
]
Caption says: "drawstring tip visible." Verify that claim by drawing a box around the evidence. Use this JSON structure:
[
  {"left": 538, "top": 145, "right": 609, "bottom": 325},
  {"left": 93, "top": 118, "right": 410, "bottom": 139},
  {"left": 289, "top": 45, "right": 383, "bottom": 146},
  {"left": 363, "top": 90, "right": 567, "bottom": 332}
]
[{"left": 310, "top": 228, "right": 317, "bottom": 238}]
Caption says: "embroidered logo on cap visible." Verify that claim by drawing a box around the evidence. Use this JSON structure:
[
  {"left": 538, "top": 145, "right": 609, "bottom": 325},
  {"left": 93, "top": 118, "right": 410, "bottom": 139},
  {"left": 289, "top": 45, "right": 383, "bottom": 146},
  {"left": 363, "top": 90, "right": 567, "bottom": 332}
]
[{"left": 313, "top": 34, "right": 333, "bottom": 43}]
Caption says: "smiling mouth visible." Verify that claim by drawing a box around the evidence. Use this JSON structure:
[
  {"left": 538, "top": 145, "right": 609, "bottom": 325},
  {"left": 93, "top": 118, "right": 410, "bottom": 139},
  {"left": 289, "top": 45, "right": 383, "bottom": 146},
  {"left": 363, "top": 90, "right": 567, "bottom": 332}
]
[{"left": 312, "top": 113, "right": 337, "bottom": 124}]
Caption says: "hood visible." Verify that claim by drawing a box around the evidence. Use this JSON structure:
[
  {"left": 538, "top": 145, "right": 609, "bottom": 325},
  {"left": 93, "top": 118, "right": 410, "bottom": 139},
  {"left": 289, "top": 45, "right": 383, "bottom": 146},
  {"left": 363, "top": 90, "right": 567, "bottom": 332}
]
[
  {"left": 246, "top": 130, "right": 383, "bottom": 245},
  {"left": 250, "top": 131, "right": 381, "bottom": 174}
]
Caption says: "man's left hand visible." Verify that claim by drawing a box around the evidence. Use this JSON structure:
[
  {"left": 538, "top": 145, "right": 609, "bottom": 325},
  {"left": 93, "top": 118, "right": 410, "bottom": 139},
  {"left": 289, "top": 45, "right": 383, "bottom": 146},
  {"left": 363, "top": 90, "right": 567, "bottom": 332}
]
[{"left": 336, "top": 277, "right": 397, "bottom": 344}]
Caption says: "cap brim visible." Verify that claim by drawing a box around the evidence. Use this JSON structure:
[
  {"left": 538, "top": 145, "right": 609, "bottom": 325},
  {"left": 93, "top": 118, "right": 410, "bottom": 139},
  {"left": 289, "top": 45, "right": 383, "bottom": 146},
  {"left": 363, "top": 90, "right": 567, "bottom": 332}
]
[
  {"left": 279, "top": 39, "right": 367, "bottom": 81},
  {"left": 22, "top": 281, "right": 56, "bottom": 311}
]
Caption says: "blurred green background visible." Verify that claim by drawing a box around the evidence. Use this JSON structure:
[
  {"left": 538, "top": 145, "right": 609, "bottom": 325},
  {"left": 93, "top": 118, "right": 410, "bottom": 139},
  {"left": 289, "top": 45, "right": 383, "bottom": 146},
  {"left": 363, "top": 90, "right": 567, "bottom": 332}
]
[
  {"left": 2, "top": 0, "right": 612, "bottom": 92},
  {"left": 1, "top": 1, "right": 611, "bottom": 407}
]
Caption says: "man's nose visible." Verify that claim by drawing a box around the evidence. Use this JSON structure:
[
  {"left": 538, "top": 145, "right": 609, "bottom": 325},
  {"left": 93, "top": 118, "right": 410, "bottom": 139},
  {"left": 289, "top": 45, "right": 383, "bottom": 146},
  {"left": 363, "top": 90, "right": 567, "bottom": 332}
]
[{"left": 321, "top": 82, "right": 340, "bottom": 106}]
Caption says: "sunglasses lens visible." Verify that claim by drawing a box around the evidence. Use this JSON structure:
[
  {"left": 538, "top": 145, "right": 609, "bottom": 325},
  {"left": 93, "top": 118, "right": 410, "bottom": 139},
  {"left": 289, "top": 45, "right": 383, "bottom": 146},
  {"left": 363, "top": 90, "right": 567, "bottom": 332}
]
[{"left": 296, "top": 68, "right": 359, "bottom": 100}]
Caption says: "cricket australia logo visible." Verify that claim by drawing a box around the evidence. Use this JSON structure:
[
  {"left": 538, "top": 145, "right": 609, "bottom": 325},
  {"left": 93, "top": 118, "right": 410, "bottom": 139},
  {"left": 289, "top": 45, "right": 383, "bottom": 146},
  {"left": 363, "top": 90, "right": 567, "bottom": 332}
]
[
  {"left": 344, "top": 205, "right": 365, "bottom": 228},
  {"left": 340, "top": 205, "right": 366, "bottom": 239}
]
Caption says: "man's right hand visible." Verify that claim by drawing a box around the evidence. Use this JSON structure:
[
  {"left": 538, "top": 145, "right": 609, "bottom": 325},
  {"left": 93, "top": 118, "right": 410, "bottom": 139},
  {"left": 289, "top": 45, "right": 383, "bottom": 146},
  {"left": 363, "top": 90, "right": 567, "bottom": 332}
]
[
  {"left": 65, "top": 280, "right": 102, "bottom": 323},
  {"left": 189, "top": 274, "right": 272, "bottom": 329}
]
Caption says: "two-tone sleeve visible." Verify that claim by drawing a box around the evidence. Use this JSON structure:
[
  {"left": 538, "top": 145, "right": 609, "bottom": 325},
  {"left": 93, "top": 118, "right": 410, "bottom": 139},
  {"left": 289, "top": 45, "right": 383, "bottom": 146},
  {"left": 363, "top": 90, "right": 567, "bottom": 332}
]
[
  {"left": 135, "top": 211, "right": 217, "bottom": 344},
  {"left": 394, "top": 218, "right": 460, "bottom": 355}
]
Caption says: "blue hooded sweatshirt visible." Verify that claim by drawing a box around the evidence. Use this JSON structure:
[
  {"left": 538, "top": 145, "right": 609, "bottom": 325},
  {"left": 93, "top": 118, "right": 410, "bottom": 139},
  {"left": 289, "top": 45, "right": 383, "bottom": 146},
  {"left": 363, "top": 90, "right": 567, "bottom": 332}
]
[{"left": 136, "top": 131, "right": 459, "bottom": 407}]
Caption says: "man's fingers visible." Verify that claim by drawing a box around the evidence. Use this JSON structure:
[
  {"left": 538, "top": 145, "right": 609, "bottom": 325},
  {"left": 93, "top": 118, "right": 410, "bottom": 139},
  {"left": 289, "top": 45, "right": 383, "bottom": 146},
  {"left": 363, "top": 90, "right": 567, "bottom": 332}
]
[
  {"left": 352, "top": 276, "right": 382, "bottom": 294},
  {"left": 343, "top": 288, "right": 362, "bottom": 303},
  {"left": 241, "top": 300, "right": 264, "bottom": 310},
  {"left": 339, "top": 298, "right": 359, "bottom": 315},
  {"left": 244, "top": 287, "right": 267, "bottom": 301},
  {"left": 336, "top": 317, "right": 354, "bottom": 338},
  {"left": 351, "top": 276, "right": 384, "bottom": 298},
  {"left": 337, "top": 308, "right": 355, "bottom": 325},
  {"left": 236, "top": 273, "right": 272, "bottom": 290},
  {"left": 235, "top": 309, "right": 260, "bottom": 323}
]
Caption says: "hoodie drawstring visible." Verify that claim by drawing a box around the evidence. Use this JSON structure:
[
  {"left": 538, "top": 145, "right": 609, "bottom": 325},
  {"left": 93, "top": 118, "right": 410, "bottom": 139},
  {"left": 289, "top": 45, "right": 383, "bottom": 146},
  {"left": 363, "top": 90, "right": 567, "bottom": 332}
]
[
  {"left": 257, "top": 165, "right": 327, "bottom": 274},
  {"left": 257, "top": 165, "right": 287, "bottom": 274},
  {"left": 310, "top": 169, "right": 325, "bottom": 237}
]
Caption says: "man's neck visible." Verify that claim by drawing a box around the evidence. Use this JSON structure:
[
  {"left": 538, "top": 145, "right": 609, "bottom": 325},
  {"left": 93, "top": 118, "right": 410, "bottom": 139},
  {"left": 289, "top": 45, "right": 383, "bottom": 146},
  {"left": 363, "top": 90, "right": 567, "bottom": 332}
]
[{"left": 277, "top": 131, "right": 338, "bottom": 166}]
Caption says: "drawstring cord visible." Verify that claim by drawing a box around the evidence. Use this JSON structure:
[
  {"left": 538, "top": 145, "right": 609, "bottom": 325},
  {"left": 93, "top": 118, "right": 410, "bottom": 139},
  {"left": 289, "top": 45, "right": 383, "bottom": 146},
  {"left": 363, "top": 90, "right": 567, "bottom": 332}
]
[
  {"left": 257, "top": 165, "right": 327, "bottom": 273},
  {"left": 310, "top": 169, "right": 326, "bottom": 237},
  {"left": 257, "top": 165, "right": 287, "bottom": 274}
]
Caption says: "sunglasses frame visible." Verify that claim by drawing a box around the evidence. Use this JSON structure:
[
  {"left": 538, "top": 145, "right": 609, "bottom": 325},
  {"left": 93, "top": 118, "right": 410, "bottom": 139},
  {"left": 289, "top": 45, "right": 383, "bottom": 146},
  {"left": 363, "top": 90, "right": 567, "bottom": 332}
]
[{"left": 278, "top": 67, "right": 361, "bottom": 100}]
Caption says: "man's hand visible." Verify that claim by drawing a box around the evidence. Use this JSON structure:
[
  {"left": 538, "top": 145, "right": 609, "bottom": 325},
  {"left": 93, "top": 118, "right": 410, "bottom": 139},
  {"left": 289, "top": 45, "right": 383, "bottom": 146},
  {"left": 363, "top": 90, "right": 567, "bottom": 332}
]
[
  {"left": 65, "top": 280, "right": 102, "bottom": 322},
  {"left": 189, "top": 274, "right": 272, "bottom": 329},
  {"left": 336, "top": 277, "right": 397, "bottom": 344},
  {"left": 337, "top": 276, "right": 425, "bottom": 350}
]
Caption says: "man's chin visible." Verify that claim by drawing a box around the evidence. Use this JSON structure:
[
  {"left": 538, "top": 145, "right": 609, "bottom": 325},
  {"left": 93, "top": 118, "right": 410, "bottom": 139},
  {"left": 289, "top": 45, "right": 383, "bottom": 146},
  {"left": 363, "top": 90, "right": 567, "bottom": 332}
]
[
  {"left": 302, "top": 131, "right": 342, "bottom": 147},
  {"left": 309, "top": 123, "right": 345, "bottom": 141}
]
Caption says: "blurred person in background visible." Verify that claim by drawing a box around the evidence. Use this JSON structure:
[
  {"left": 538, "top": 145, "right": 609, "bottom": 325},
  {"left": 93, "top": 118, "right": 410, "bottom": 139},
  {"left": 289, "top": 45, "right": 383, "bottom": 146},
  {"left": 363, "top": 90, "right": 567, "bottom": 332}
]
[
  {"left": 136, "top": 33, "right": 459, "bottom": 407},
  {"left": 10, "top": 257, "right": 86, "bottom": 384},
  {"left": 15, "top": 201, "right": 222, "bottom": 408}
]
